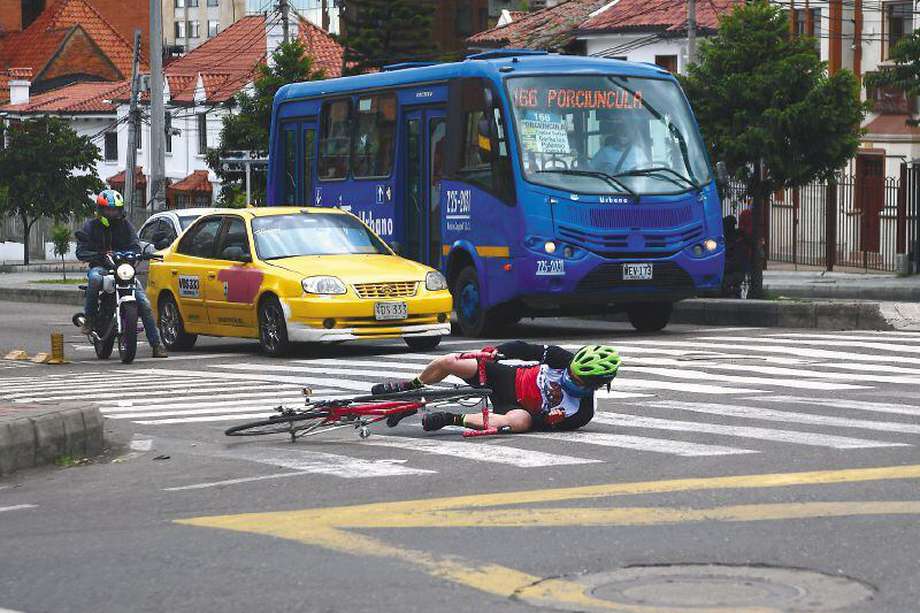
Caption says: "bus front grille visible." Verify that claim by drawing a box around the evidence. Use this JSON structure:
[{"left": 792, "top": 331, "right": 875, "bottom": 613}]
[
  {"left": 576, "top": 262, "right": 695, "bottom": 293},
  {"left": 353, "top": 281, "right": 419, "bottom": 299},
  {"left": 558, "top": 223, "right": 704, "bottom": 257}
]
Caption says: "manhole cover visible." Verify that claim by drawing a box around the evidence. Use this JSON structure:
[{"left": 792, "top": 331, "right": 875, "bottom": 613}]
[{"left": 518, "top": 564, "right": 874, "bottom": 612}]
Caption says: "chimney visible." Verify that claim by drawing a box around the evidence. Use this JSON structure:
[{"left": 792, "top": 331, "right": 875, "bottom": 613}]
[{"left": 9, "top": 67, "right": 32, "bottom": 105}]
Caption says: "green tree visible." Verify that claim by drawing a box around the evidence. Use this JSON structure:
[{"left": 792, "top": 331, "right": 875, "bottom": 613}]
[
  {"left": 207, "top": 38, "right": 326, "bottom": 206},
  {"left": 0, "top": 116, "right": 102, "bottom": 265},
  {"left": 865, "top": 31, "right": 920, "bottom": 97},
  {"left": 50, "top": 224, "right": 71, "bottom": 280},
  {"left": 339, "top": 0, "right": 438, "bottom": 75},
  {"left": 681, "top": 1, "right": 865, "bottom": 297}
]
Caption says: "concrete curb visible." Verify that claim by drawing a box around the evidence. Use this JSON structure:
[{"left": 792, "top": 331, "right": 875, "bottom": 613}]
[
  {"left": 765, "top": 284, "right": 920, "bottom": 302},
  {"left": 0, "top": 405, "right": 105, "bottom": 477},
  {"left": 0, "top": 286, "right": 83, "bottom": 306}
]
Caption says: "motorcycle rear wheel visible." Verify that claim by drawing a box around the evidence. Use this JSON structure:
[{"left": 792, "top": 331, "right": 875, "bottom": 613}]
[{"left": 118, "top": 302, "right": 139, "bottom": 364}]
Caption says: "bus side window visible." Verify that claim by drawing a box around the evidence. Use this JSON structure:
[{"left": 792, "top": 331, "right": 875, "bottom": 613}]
[
  {"left": 456, "top": 79, "right": 514, "bottom": 204},
  {"left": 353, "top": 94, "right": 396, "bottom": 179},
  {"left": 318, "top": 99, "right": 352, "bottom": 180}
]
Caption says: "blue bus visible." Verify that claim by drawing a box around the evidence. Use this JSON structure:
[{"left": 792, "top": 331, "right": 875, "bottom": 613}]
[{"left": 267, "top": 50, "right": 724, "bottom": 336}]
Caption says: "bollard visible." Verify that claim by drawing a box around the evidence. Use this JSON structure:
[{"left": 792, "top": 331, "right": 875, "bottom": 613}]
[{"left": 47, "top": 331, "right": 68, "bottom": 365}]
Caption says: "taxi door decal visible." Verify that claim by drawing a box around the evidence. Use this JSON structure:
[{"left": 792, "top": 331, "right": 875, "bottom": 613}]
[{"left": 217, "top": 266, "right": 264, "bottom": 303}]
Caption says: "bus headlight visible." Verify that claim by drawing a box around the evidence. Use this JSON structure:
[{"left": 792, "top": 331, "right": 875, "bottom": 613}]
[
  {"left": 544, "top": 241, "right": 557, "bottom": 254},
  {"left": 703, "top": 238, "right": 719, "bottom": 252},
  {"left": 302, "top": 276, "right": 347, "bottom": 295},
  {"left": 116, "top": 263, "right": 135, "bottom": 281},
  {"left": 425, "top": 271, "right": 448, "bottom": 291}
]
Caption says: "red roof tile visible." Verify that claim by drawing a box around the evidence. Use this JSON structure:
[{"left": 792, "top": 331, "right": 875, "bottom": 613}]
[
  {"left": 863, "top": 114, "right": 920, "bottom": 137},
  {"left": 579, "top": 0, "right": 739, "bottom": 34},
  {"left": 298, "top": 18, "right": 344, "bottom": 78},
  {"left": 0, "top": 0, "right": 144, "bottom": 81},
  {"left": 168, "top": 170, "right": 212, "bottom": 193},
  {"left": 108, "top": 167, "right": 147, "bottom": 188},
  {"left": 467, "top": 0, "right": 607, "bottom": 50},
  {"left": 0, "top": 79, "right": 124, "bottom": 113}
]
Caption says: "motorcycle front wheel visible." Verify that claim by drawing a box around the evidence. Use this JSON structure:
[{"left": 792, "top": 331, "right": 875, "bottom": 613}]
[
  {"left": 94, "top": 333, "right": 115, "bottom": 360},
  {"left": 118, "top": 302, "right": 139, "bottom": 364}
]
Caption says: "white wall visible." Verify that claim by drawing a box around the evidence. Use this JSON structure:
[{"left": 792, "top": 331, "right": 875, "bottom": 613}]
[
  {"left": 0, "top": 242, "right": 24, "bottom": 262},
  {"left": 584, "top": 34, "right": 690, "bottom": 73}
]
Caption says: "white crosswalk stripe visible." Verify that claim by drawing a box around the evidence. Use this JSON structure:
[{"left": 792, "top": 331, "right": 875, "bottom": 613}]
[{"left": 4, "top": 330, "right": 920, "bottom": 475}]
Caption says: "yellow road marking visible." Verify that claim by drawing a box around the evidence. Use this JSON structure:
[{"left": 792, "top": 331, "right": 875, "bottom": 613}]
[{"left": 176, "top": 464, "right": 920, "bottom": 611}]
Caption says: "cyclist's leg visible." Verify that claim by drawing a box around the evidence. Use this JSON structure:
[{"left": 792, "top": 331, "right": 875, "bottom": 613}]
[
  {"left": 373, "top": 353, "right": 479, "bottom": 395},
  {"left": 424, "top": 408, "right": 533, "bottom": 433}
]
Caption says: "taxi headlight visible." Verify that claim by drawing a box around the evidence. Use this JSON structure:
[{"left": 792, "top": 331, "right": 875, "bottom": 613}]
[
  {"left": 302, "top": 276, "right": 347, "bottom": 295},
  {"left": 703, "top": 238, "right": 719, "bottom": 252},
  {"left": 425, "top": 271, "right": 448, "bottom": 291},
  {"left": 116, "top": 263, "right": 135, "bottom": 281}
]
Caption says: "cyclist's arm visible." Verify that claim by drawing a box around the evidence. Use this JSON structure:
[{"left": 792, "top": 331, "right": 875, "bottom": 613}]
[{"left": 552, "top": 396, "right": 595, "bottom": 431}]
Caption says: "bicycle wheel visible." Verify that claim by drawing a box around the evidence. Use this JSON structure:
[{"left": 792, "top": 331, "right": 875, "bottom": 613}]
[{"left": 225, "top": 409, "right": 331, "bottom": 437}]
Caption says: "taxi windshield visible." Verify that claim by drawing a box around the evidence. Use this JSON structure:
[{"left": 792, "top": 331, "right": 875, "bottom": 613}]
[
  {"left": 507, "top": 74, "right": 712, "bottom": 195},
  {"left": 253, "top": 213, "right": 389, "bottom": 260}
]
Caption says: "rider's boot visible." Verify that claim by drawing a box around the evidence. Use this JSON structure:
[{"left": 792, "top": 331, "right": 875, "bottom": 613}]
[
  {"left": 422, "top": 411, "right": 463, "bottom": 431},
  {"left": 386, "top": 409, "right": 417, "bottom": 428},
  {"left": 152, "top": 344, "right": 169, "bottom": 358},
  {"left": 371, "top": 377, "right": 423, "bottom": 396},
  {"left": 80, "top": 314, "right": 95, "bottom": 336}
]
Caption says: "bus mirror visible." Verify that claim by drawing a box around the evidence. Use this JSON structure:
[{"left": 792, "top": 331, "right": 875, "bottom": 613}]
[{"left": 716, "top": 161, "right": 729, "bottom": 185}]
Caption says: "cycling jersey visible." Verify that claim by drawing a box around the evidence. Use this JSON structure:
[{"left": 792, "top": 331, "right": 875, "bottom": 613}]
[{"left": 466, "top": 341, "right": 594, "bottom": 431}]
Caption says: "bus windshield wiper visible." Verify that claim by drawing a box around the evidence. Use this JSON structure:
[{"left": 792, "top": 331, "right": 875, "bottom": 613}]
[
  {"left": 535, "top": 169, "right": 637, "bottom": 199},
  {"left": 612, "top": 167, "right": 699, "bottom": 191}
]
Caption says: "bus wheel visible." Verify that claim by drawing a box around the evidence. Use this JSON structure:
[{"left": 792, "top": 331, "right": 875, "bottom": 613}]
[
  {"left": 453, "top": 266, "right": 492, "bottom": 337},
  {"left": 626, "top": 302, "right": 673, "bottom": 333}
]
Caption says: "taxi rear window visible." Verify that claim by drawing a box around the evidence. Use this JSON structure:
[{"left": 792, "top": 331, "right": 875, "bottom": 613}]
[{"left": 253, "top": 213, "right": 389, "bottom": 260}]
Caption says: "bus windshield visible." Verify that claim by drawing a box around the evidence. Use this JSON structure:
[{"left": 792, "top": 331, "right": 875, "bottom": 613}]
[{"left": 507, "top": 75, "right": 712, "bottom": 196}]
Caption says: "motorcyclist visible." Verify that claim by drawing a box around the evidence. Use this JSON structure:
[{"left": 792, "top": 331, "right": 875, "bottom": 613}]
[
  {"left": 75, "top": 189, "right": 168, "bottom": 358},
  {"left": 371, "top": 342, "right": 621, "bottom": 433}
]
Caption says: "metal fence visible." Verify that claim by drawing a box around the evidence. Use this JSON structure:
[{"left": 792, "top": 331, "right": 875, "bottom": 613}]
[{"left": 721, "top": 164, "right": 920, "bottom": 273}]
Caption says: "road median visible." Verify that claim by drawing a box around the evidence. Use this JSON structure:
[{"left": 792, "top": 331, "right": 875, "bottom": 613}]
[{"left": 0, "top": 403, "right": 105, "bottom": 477}]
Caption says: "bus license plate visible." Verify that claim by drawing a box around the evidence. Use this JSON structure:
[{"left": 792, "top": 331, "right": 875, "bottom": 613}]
[
  {"left": 375, "top": 302, "right": 408, "bottom": 321},
  {"left": 623, "top": 263, "right": 653, "bottom": 281}
]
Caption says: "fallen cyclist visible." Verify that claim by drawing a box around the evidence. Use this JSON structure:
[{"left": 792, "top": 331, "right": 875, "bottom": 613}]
[{"left": 371, "top": 342, "right": 621, "bottom": 433}]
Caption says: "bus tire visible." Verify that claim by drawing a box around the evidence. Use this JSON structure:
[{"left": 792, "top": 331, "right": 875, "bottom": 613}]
[
  {"left": 452, "top": 266, "right": 495, "bottom": 338},
  {"left": 626, "top": 302, "right": 673, "bottom": 333}
]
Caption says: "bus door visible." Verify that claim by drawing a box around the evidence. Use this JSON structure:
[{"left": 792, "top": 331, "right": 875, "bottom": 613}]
[
  {"left": 403, "top": 108, "right": 446, "bottom": 266},
  {"left": 280, "top": 120, "right": 317, "bottom": 205}
]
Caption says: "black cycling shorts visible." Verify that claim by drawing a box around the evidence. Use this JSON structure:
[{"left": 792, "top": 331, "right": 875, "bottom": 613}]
[{"left": 464, "top": 362, "right": 517, "bottom": 413}]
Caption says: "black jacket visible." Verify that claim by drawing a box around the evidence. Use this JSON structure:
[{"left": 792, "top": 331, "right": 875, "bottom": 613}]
[
  {"left": 75, "top": 218, "right": 141, "bottom": 268},
  {"left": 495, "top": 340, "right": 595, "bottom": 431}
]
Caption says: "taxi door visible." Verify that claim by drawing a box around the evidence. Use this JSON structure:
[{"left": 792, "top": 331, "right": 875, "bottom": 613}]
[
  {"left": 204, "top": 216, "right": 259, "bottom": 332},
  {"left": 168, "top": 215, "right": 224, "bottom": 331}
]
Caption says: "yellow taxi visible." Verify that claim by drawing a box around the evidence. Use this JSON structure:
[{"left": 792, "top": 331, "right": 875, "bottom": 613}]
[{"left": 147, "top": 207, "right": 452, "bottom": 356}]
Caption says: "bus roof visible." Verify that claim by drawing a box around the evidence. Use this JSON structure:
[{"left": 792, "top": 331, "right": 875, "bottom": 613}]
[{"left": 273, "top": 52, "right": 674, "bottom": 105}]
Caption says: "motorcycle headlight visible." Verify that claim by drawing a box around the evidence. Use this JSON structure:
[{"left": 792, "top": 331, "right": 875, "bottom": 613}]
[
  {"left": 425, "top": 271, "right": 448, "bottom": 291},
  {"left": 116, "top": 263, "right": 135, "bottom": 281},
  {"left": 301, "top": 276, "right": 347, "bottom": 295}
]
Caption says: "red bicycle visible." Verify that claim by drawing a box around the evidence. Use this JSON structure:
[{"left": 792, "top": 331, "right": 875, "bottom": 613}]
[{"left": 225, "top": 351, "right": 506, "bottom": 442}]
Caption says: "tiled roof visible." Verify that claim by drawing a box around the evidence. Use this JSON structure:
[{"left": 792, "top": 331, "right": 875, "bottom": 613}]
[
  {"left": 467, "top": 0, "right": 607, "bottom": 49},
  {"left": 579, "top": 0, "right": 740, "bottom": 34},
  {"left": 0, "top": 0, "right": 144, "bottom": 82},
  {"left": 0, "top": 79, "right": 124, "bottom": 113},
  {"left": 168, "top": 170, "right": 212, "bottom": 193},
  {"left": 298, "top": 18, "right": 344, "bottom": 78},
  {"left": 863, "top": 114, "right": 920, "bottom": 137},
  {"left": 108, "top": 167, "right": 147, "bottom": 188}
]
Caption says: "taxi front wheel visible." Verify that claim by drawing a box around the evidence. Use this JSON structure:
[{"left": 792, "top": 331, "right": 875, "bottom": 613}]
[{"left": 259, "top": 295, "right": 291, "bottom": 357}]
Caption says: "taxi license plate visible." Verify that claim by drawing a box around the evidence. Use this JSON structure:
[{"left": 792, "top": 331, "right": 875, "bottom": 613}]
[
  {"left": 374, "top": 302, "right": 408, "bottom": 321},
  {"left": 623, "top": 263, "right": 653, "bottom": 281}
]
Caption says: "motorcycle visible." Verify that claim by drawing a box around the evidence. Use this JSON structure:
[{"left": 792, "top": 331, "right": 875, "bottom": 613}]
[{"left": 72, "top": 249, "right": 162, "bottom": 364}]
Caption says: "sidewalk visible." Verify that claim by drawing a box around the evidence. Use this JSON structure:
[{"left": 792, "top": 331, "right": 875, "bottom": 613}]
[
  {"left": 0, "top": 272, "right": 84, "bottom": 306},
  {"left": 0, "top": 402, "right": 105, "bottom": 477},
  {"left": 764, "top": 265, "right": 920, "bottom": 302}
]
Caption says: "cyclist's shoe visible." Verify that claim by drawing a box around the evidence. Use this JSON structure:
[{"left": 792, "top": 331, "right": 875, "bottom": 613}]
[
  {"left": 371, "top": 379, "right": 421, "bottom": 396},
  {"left": 80, "top": 315, "right": 95, "bottom": 336},
  {"left": 386, "top": 409, "right": 417, "bottom": 428},
  {"left": 422, "top": 411, "right": 455, "bottom": 432}
]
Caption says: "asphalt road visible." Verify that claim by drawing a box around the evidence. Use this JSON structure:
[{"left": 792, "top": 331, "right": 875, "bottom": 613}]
[{"left": 2, "top": 300, "right": 920, "bottom": 613}]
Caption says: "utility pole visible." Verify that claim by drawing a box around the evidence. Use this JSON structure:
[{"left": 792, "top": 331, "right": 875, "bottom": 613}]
[
  {"left": 150, "top": 0, "right": 166, "bottom": 211},
  {"left": 280, "top": 0, "right": 290, "bottom": 43},
  {"left": 687, "top": 0, "right": 697, "bottom": 66},
  {"left": 124, "top": 29, "right": 142, "bottom": 216},
  {"left": 322, "top": 0, "right": 329, "bottom": 32}
]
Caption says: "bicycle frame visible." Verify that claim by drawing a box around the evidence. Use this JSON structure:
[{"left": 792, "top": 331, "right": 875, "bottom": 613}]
[{"left": 456, "top": 350, "right": 510, "bottom": 438}]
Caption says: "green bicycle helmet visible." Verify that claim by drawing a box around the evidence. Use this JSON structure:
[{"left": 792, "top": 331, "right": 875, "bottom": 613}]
[{"left": 570, "top": 344, "right": 621, "bottom": 388}]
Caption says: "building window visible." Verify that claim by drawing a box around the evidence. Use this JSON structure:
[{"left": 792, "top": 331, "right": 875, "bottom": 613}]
[
  {"left": 174, "top": 20, "right": 186, "bottom": 38},
  {"left": 655, "top": 55, "right": 678, "bottom": 73},
  {"left": 188, "top": 20, "right": 200, "bottom": 38},
  {"left": 175, "top": 0, "right": 184, "bottom": 7},
  {"left": 352, "top": 93, "right": 396, "bottom": 178},
  {"left": 208, "top": 20, "right": 219, "bottom": 37},
  {"left": 104, "top": 132, "right": 118, "bottom": 162},
  {"left": 886, "top": 2, "right": 912, "bottom": 57},
  {"left": 207, "top": 0, "right": 218, "bottom": 6},
  {"left": 187, "top": 0, "right": 198, "bottom": 6},
  {"left": 197, "top": 113, "right": 208, "bottom": 153},
  {"left": 456, "top": 5, "right": 472, "bottom": 37},
  {"left": 318, "top": 99, "right": 352, "bottom": 180},
  {"left": 165, "top": 111, "right": 173, "bottom": 154}
]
